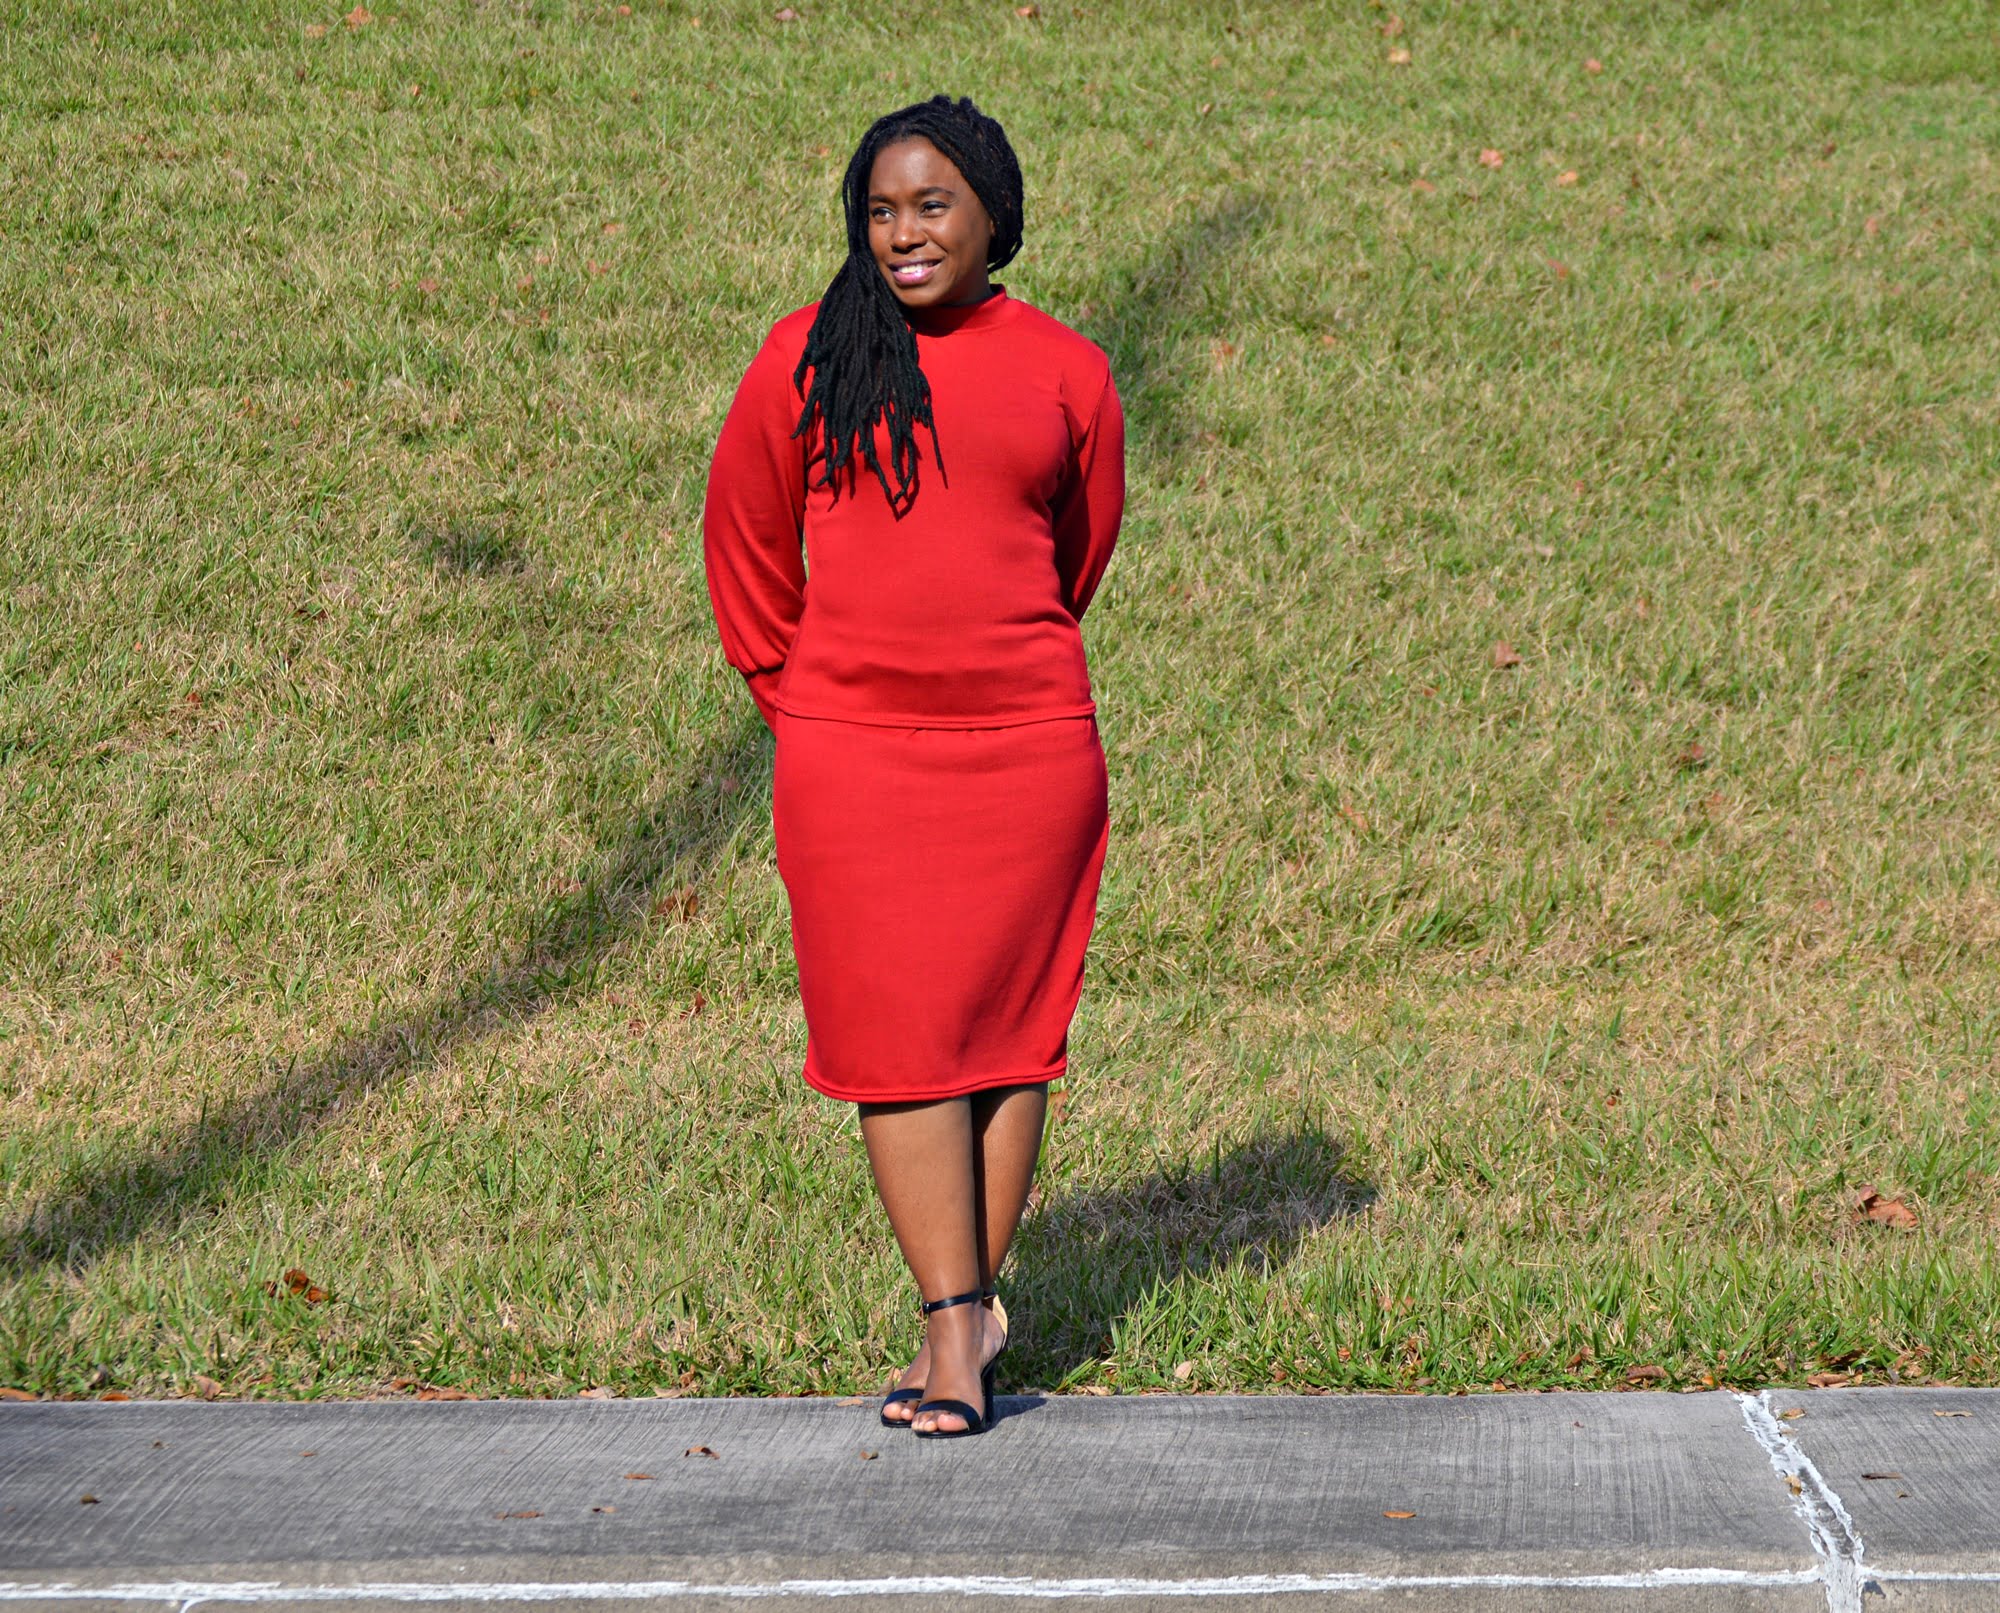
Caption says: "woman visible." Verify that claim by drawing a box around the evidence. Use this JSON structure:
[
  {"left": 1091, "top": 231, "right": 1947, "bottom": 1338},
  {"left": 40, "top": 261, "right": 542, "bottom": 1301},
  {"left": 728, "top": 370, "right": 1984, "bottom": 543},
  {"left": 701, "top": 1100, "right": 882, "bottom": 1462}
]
[{"left": 702, "top": 95, "right": 1124, "bottom": 1438}]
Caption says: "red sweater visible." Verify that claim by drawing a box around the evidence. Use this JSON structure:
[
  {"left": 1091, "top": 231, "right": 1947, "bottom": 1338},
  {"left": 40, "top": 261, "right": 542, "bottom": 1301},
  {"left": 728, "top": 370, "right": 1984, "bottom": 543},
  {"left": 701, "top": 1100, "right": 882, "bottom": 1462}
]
[{"left": 703, "top": 286, "right": 1125, "bottom": 731}]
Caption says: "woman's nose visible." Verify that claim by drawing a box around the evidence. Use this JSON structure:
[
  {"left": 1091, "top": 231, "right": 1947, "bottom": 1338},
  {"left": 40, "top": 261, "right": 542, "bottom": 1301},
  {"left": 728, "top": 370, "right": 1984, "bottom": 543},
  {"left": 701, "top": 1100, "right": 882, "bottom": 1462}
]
[{"left": 890, "top": 212, "right": 926, "bottom": 250}]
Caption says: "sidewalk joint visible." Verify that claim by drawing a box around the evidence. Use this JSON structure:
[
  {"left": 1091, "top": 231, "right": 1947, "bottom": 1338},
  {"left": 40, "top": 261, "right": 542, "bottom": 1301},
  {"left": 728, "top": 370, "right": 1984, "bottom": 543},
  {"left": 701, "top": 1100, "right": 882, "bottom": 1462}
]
[{"left": 1733, "top": 1389, "right": 1873, "bottom": 1613}]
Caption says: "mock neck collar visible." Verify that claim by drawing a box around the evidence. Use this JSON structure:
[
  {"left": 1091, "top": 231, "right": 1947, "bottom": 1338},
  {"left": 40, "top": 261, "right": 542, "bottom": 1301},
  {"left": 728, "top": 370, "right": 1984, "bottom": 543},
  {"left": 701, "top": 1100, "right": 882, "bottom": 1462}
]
[{"left": 905, "top": 283, "right": 1014, "bottom": 336}]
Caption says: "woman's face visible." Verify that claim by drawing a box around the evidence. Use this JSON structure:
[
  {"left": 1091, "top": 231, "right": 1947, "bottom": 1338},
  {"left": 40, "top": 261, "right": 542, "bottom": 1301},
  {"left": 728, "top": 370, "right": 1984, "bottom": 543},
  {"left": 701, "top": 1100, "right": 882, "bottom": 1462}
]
[{"left": 865, "top": 137, "right": 995, "bottom": 310}]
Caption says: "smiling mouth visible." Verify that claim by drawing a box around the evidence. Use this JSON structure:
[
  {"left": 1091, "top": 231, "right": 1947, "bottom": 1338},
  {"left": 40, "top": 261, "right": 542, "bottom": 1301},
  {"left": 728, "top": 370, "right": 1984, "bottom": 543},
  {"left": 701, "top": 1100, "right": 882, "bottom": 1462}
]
[{"left": 890, "top": 260, "right": 941, "bottom": 284}]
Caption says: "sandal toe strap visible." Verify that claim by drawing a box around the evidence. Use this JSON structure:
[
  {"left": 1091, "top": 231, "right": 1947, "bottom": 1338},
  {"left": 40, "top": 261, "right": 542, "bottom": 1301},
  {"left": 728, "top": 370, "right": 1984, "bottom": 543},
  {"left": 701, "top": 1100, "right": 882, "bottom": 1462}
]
[{"left": 915, "top": 1396, "right": 986, "bottom": 1430}]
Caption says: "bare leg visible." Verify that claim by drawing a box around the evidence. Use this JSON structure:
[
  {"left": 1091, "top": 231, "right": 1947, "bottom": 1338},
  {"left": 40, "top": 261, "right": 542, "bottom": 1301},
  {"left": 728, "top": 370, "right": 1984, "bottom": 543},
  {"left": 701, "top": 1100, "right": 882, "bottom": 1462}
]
[
  {"left": 862, "top": 1084, "right": 1047, "bottom": 1432},
  {"left": 971, "top": 1083, "right": 1049, "bottom": 1284}
]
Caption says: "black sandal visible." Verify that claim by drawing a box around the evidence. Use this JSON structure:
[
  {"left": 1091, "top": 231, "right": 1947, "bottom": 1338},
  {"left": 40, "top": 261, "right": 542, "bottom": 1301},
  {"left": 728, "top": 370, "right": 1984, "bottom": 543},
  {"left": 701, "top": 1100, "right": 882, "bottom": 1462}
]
[
  {"left": 881, "top": 1285, "right": 1003, "bottom": 1429},
  {"left": 912, "top": 1287, "right": 999, "bottom": 1440}
]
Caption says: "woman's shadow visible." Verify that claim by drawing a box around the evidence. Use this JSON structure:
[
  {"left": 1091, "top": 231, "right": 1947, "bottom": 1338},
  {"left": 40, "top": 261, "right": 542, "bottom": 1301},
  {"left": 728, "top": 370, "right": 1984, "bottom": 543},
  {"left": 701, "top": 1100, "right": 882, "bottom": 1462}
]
[{"left": 1001, "top": 1122, "right": 1372, "bottom": 1401}]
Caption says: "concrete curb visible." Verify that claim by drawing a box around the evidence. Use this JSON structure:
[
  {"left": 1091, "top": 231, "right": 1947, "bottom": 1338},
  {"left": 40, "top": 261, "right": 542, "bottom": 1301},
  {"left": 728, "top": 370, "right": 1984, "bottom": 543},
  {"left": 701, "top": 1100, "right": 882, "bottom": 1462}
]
[{"left": 2, "top": 1389, "right": 1995, "bottom": 1610}]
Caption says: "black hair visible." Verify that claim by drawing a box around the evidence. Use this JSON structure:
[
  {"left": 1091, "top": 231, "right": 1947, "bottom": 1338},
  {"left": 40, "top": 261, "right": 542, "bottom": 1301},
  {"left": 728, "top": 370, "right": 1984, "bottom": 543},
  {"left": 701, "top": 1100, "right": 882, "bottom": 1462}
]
[{"left": 791, "top": 95, "right": 1025, "bottom": 509}]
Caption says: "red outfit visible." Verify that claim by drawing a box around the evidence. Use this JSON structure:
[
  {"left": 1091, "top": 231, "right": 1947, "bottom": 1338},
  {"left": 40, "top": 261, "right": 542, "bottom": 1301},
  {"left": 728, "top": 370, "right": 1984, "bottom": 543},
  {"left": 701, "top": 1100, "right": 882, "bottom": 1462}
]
[{"left": 703, "top": 286, "right": 1124, "bottom": 1102}]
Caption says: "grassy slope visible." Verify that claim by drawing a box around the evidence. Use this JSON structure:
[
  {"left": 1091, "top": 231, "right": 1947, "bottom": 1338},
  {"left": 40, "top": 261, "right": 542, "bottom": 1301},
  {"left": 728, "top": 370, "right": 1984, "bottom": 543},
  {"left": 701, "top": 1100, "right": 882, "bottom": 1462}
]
[{"left": 2, "top": 0, "right": 1996, "bottom": 1397}]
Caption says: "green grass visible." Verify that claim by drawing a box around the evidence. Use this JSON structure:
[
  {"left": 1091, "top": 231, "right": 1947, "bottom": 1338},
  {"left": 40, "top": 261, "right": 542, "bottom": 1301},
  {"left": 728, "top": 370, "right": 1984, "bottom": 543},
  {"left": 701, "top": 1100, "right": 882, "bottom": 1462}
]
[{"left": 3, "top": 0, "right": 1997, "bottom": 1401}]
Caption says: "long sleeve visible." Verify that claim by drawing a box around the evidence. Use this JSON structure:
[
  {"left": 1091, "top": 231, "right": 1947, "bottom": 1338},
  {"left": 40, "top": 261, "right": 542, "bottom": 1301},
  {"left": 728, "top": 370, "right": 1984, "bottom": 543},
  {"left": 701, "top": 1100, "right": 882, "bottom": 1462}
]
[
  {"left": 703, "top": 325, "right": 809, "bottom": 732},
  {"left": 1050, "top": 366, "right": 1126, "bottom": 623}
]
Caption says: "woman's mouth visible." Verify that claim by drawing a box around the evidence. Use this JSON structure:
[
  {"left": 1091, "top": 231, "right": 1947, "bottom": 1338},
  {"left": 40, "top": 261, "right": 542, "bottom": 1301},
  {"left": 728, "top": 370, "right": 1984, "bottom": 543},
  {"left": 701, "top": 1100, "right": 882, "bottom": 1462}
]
[{"left": 891, "top": 259, "right": 941, "bottom": 285}]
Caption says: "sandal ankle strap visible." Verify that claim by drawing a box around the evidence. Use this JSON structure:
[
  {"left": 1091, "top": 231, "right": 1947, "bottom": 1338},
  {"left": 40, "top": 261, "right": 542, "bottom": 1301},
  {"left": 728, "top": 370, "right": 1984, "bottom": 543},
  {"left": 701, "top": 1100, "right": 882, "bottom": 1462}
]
[{"left": 920, "top": 1286, "right": 987, "bottom": 1317}]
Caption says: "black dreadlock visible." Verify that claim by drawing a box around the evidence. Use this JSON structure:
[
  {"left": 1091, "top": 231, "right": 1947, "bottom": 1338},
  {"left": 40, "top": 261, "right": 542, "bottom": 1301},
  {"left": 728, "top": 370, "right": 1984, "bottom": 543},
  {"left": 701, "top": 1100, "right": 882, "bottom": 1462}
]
[{"left": 792, "top": 95, "right": 1025, "bottom": 509}]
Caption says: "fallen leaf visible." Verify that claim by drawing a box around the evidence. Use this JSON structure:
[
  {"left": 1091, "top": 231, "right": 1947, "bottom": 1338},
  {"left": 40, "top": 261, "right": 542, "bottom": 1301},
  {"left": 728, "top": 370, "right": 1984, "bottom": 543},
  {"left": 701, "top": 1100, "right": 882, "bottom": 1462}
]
[
  {"left": 1786, "top": 1474, "right": 1803, "bottom": 1495},
  {"left": 858, "top": 1449, "right": 878, "bottom": 1460},
  {"left": 1584, "top": 57, "right": 1604, "bottom": 73},
  {"left": 579, "top": 1386, "right": 618, "bottom": 1400},
  {"left": 1856, "top": 1188, "right": 1918, "bottom": 1231},
  {"left": 1410, "top": 178, "right": 1436, "bottom": 194},
  {"left": 601, "top": 220, "right": 624, "bottom": 235},
  {"left": 774, "top": 5, "right": 799, "bottom": 17},
  {"left": 1383, "top": 1509, "right": 1416, "bottom": 1519},
  {"left": 837, "top": 1396, "right": 865, "bottom": 1408},
  {"left": 1779, "top": 1407, "right": 1805, "bottom": 1421},
  {"left": 654, "top": 886, "right": 699, "bottom": 920},
  {"left": 1676, "top": 740, "right": 1708, "bottom": 770},
  {"left": 1548, "top": 258, "right": 1571, "bottom": 280},
  {"left": 1557, "top": 169, "right": 1579, "bottom": 186},
  {"left": 415, "top": 1386, "right": 476, "bottom": 1401},
  {"left": 1806, "top": 1373, "right": 1850, "bottom": 1388},
  {"left": 0, "top": 1388, "right": 38, "bottom": 1401},
  {"left": 685, "top": 1445, "right": 718, "bottom": 1459},
  {"left": 1490, "top": 641, "right": 1523, "bottom": 669},
  {"left": 192, "top": 1374, "right": 223, "bottom": 1400},
  {"left": 1863, "top": 215, "right": 1881, "bottom": 238},
  {"left": 1210, "top": 339, "right": 1239, "bottom": 370},
  {"left": 344, "top": 4, "right": 372, "bottom": 25},
  {"left": 416, "top": 278, "right": 441, "bottom": 295},
  {"left": 494, "top": 1510, "right": 542, "bottom": 1519},
  {"left": 1479, "top": 148, "right": 1504, "bottom": 169},
  {"left": 80, "top": 1494, "right": 99, "bottom": 1505},
  {"left": 1077, "top": 1384, "right": 1113, "bottom": 1396},
  {"left": 1198, "top": 102, "right": 1213, "bottom": 117},
  {"left": 1387, "top": 47, "right": 1411, "bottom": 65},
  {"left": 1015, "top": 2, "right": 1038, "bottom": 14},
  {"left": 1379, "top": 13, "right": 1403, "bottom": 34},
  {"left": 1861, "top": 1472, "right": 1902, "bottom": 1480},
  {"left": 517, "top": 275, "right": 535, "bottom": 293},
  {"left": 592, "top": 1504, "right": 617, "bottom": 1513},
  {"left": 623, "top": 1472, "right": 656, "bottom": 1480},
  {"left": 1625, "top": 1364, "right": 1667, "bottom": 1384},
  {"left": 100, "top": 1392, "right": 131, "bottom": 1402},
  {"left": 304, "top": 22, "right": 327, "bottom": 37},
  {"left": 1933, "top": 1409, "right": 1971, "bottom": 1418},
  {"left": 1173, "top": 1361, "right": 1194, "bottom": 1382}
]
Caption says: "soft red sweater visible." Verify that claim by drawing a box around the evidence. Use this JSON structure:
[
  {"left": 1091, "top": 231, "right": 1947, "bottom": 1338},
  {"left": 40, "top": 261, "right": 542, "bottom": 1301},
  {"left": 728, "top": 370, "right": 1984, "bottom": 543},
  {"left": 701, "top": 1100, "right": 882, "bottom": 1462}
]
[{"left": 703, "top": 286, "right": 1125, "bottom": 731}]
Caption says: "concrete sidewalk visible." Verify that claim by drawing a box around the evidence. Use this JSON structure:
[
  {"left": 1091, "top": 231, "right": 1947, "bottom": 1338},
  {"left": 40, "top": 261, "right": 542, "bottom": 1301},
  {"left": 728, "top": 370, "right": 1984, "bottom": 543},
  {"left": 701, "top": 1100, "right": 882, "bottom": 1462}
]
[{"left": 1, "top": 1389, "right": 1994, "bottom": 1611}]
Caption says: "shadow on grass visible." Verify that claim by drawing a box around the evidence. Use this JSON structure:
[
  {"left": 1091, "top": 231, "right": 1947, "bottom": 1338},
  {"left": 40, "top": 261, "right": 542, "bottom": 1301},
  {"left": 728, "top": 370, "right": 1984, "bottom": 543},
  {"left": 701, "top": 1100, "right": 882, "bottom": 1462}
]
[
  {"left": 1078, "top": 194, "right": 1272, "bottom": 464},
  {"left": 3, "top": 709, "right": 770, "bottom": 1277},
  {"left": 1006, "top": 1124, "right": 1372, "bottom": 1390}
]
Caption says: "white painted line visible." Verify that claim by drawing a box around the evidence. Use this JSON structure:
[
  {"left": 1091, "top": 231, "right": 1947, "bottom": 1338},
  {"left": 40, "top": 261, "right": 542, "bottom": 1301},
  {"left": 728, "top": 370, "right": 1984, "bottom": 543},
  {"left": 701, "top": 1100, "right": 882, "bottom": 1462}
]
[
  {"left": 0, "top": 1570, "right": 1830, "bottom": 1605},
  {"left": 1875, "top": 1572, "right": 2000, "bottom": 1584},
  {"left": 1735, "top": 1390, "right": 1869, "bottom": 1613}
]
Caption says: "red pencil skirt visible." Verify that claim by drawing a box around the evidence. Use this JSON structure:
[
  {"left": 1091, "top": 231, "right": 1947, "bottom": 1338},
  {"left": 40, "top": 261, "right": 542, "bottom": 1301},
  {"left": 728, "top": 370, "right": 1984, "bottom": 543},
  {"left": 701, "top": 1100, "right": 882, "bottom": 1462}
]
[{"left": 771, "top": 711, "right": 1109, "bottom": 1104}]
